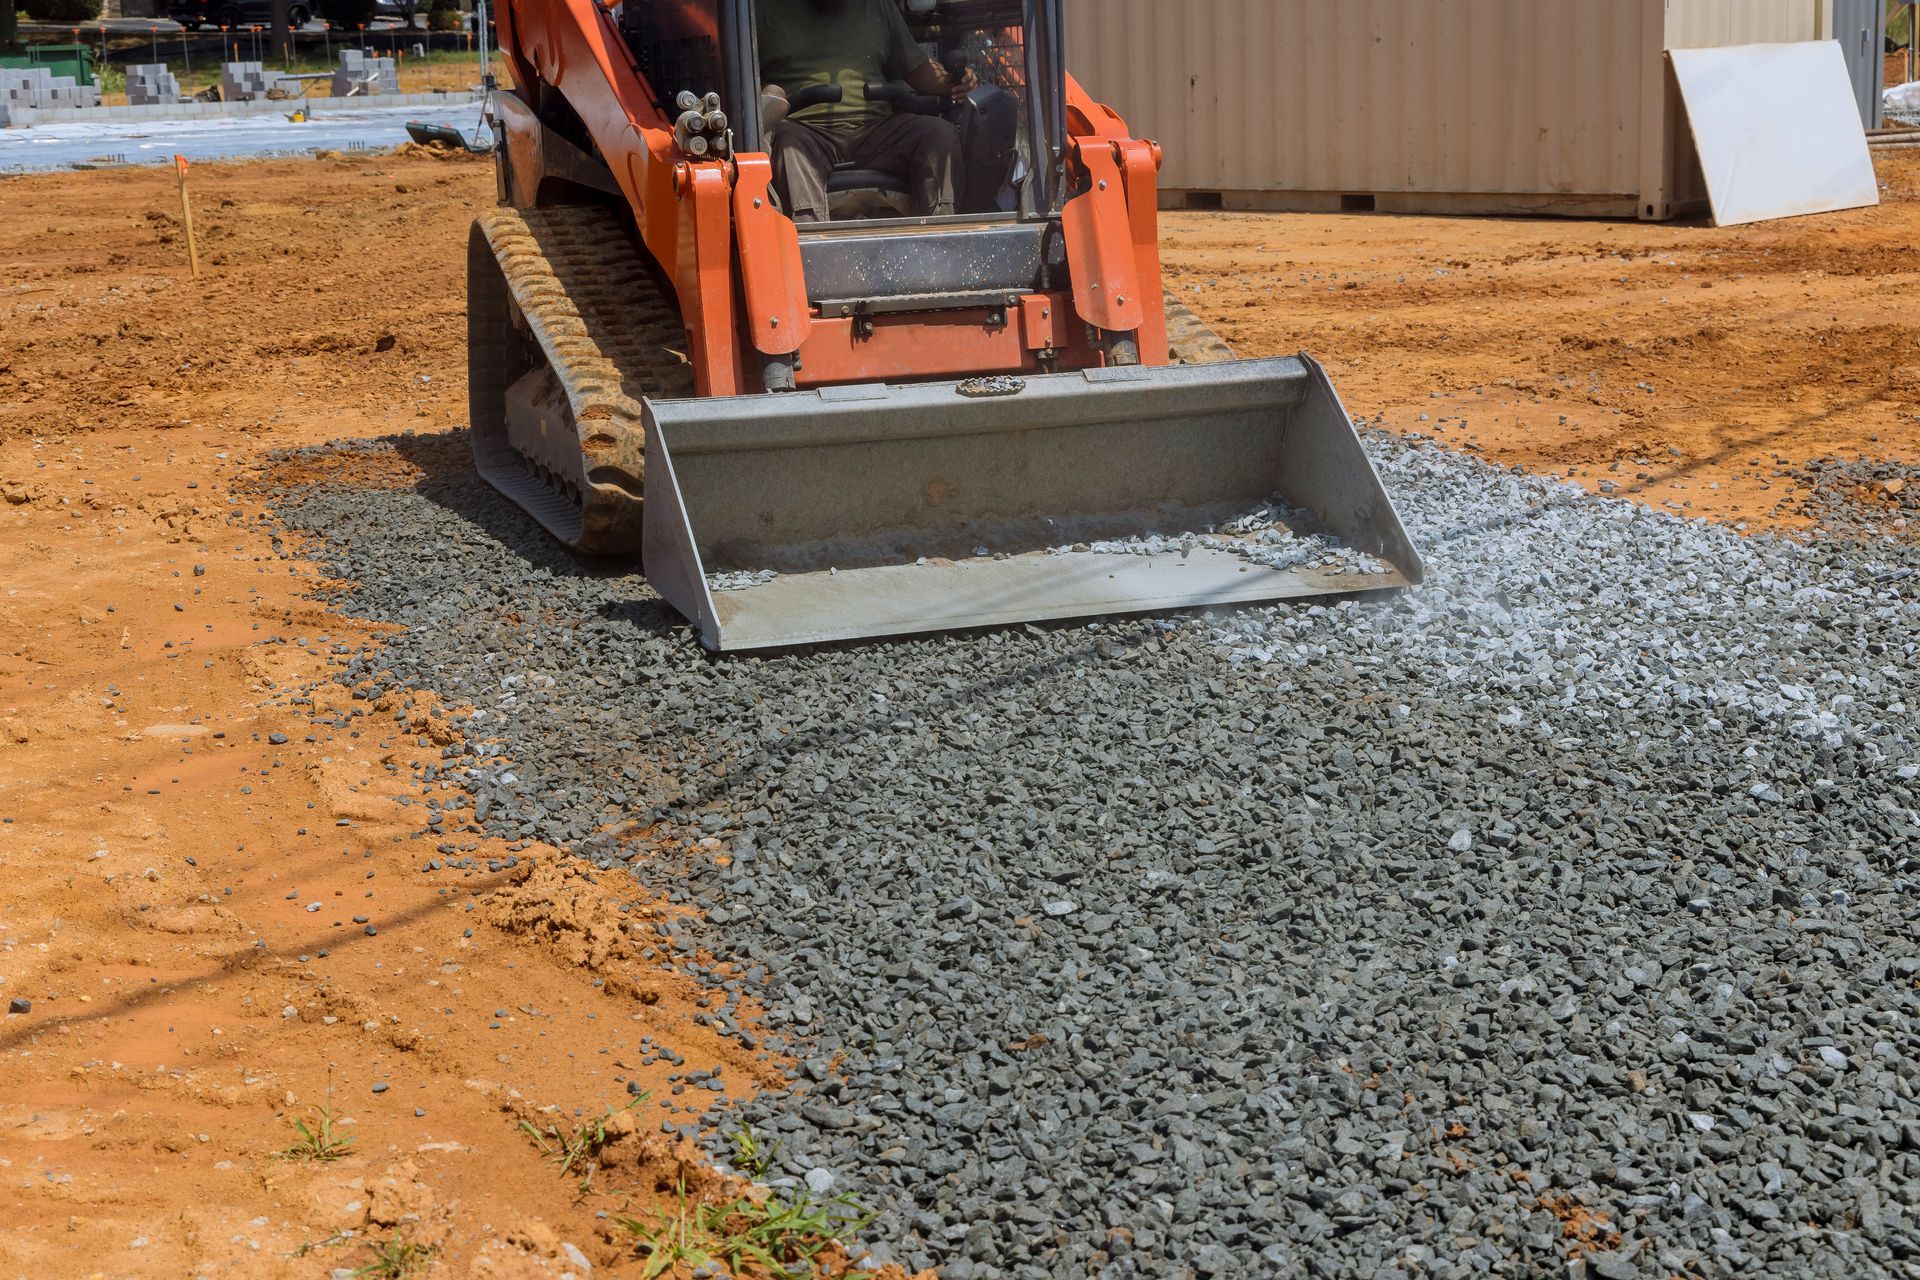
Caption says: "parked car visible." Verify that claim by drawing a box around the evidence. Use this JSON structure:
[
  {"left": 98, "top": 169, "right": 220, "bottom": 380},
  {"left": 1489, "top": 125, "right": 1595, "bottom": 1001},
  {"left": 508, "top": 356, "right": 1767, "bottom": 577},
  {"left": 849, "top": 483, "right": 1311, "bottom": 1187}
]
[
  {"left": 373, "top": 0, "right": 423, "bottom": 27},
  {"left": 169, "top": 0, "right": 316, "bottom": 30}
]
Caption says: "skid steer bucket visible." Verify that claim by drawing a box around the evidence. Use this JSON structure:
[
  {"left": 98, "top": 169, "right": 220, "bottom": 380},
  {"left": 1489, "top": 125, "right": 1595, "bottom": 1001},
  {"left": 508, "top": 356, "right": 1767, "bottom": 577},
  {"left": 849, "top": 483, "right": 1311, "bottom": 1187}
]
[{"left": 641, "top": 355, "right": 1423, "bottom": 651}]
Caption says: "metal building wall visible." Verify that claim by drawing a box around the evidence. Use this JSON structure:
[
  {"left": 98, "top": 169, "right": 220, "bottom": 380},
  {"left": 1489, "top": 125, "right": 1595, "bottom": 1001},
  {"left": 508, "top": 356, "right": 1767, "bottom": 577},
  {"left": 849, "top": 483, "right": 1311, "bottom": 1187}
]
[
  {"left": 1828, "top": 0, "right": 1888, "bottom": 125},
  {"left": 1064, "top": 0, "right": 1831, "bottom": 218}
]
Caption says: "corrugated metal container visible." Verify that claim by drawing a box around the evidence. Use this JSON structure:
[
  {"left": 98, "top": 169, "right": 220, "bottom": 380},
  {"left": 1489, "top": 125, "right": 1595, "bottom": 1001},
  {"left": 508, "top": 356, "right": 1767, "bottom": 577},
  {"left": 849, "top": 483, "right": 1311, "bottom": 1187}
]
[
  {"left": 1664, "top": 0, "right": 1826, "bottom": 48},
  {"left": 1064, "top": 0, "right": 1837, "bottom": 218}
]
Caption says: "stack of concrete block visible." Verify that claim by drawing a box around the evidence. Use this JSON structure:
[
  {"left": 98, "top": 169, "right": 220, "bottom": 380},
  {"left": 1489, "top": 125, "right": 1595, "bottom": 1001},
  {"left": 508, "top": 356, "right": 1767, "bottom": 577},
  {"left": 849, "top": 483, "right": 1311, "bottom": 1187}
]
[
  {"left": 331, "top": 49, "right": 398, "bottom": 97},
  {"left": 220, "top": 60, "right": 301, "bottom": 101},
  {"left": 220, "top": 61, "right": 261, "bottom": 100},
  {"left": 0, "top": 67, "right": 45, "bottom": 108},
  {"left": 126, "top": 63, "right": 184, "bottom": 105},
  {"left": 0, "top": 66, "right": 103, "bottom": 110}
]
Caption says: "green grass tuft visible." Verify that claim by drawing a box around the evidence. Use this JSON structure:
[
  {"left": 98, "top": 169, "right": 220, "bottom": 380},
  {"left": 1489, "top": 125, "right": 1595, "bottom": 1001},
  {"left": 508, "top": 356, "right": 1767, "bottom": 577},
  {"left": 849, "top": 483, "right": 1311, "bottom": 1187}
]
[
  {"left": 728, "top": 1122, "right": 779, "bottom": 1180},
  {"left": 351, "top": 1233, "right": 437, "bottom": 1279},
  {"left": 274, "top": 1104, "right": 355, "bottom": 1162},
  {"left": 520, "top": 1096, "right": 643, "bottom": 1195},
  {"left": 618, "top": 1178, "right": 876, "bottom": 1280}
]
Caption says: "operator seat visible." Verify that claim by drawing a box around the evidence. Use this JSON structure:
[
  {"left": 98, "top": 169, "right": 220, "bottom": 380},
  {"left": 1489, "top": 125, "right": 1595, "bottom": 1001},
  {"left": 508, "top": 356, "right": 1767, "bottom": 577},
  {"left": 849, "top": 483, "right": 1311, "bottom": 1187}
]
[
  {"left": 827, "top": 165, "right": 910, "bottom": 198},
  {"left": 825, "top": 161, "right": 914, "bottom": 218}
]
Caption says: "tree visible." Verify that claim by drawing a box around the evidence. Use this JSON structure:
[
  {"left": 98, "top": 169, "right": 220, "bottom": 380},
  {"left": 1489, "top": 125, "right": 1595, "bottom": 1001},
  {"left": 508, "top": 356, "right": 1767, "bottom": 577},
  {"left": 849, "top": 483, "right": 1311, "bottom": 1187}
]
[
  {"left": 269, "top": 0, "right": 290, "bottom": 64},
  {"left": 1, "top": 0, "right": 22, "bottom": 56}
]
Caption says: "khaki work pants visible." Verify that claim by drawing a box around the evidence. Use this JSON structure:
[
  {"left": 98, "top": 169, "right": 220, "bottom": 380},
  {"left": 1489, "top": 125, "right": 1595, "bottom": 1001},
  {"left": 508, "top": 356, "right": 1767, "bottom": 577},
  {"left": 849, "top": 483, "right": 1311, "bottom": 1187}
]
[{"left": 769, "top": 112, "right": 962, "bottom": 221}]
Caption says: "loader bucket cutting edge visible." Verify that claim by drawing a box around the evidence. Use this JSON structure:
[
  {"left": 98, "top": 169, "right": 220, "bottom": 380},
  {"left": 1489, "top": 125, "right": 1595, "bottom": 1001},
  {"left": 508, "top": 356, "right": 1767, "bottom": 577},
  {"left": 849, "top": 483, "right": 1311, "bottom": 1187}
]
[{"left": 641, "top": 355, "right": 1423, "bottom": 651}]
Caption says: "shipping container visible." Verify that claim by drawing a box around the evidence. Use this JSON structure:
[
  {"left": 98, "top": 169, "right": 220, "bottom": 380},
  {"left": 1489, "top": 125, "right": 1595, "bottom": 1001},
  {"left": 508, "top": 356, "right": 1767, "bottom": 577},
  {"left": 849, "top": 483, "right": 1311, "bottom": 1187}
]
[{"left": 1065, "top": 0, "right": 1836, "bottom": 218}]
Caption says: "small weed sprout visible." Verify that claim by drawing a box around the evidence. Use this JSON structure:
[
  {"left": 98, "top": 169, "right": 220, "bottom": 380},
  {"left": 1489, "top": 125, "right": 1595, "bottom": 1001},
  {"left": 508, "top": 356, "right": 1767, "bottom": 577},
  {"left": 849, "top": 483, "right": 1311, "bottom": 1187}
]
[
  {"left": 351, "top": 1233, "right": 436, "bottom": 1279},
  {"left": 729, "top": 1122, "right": 778, "bottom": 1179},
  {"left": 619, "top": 1178, "right": 876, "bottom": 1279},
  {"left": 520, "top": 1096, "right": 643, "bottom": 1194},
  {"left": 288, "top": 1230, "right": 354, "bottom": 1260},
  {"left": 275, "top": 1104, "right": 355, "bottom": 1162}
]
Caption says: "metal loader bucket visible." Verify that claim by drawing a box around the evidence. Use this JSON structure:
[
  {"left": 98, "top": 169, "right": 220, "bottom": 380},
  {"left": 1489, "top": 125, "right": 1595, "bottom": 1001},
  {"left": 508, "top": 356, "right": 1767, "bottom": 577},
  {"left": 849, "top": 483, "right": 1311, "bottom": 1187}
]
[{"left": 641, "top": 354, "right": 1423, "bottom": 651}]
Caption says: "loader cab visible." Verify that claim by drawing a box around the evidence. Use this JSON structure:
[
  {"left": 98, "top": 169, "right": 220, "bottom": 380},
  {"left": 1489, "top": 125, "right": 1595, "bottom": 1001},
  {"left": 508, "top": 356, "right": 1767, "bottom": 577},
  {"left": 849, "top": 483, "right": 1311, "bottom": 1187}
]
[
  {"left": 618, "top": 0, "right": 1065, "bottom": 223},
  {"left": 618, "top": 0, "right": 1070, "bottom": 352}
]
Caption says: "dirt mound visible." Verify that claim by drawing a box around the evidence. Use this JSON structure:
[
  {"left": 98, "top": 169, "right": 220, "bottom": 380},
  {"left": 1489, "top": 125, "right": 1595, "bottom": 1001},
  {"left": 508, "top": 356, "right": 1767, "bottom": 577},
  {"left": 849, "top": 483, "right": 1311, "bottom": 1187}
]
[{"left": 393, "top": 139, "right": 493, "bottom": 161}]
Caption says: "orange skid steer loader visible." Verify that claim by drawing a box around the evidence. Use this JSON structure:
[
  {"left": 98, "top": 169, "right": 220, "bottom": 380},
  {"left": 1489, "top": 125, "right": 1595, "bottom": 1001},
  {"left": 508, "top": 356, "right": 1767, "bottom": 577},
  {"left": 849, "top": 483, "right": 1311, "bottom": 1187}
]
[{"left": 471, "top": 0, "right": 1421, "bottom": 649}]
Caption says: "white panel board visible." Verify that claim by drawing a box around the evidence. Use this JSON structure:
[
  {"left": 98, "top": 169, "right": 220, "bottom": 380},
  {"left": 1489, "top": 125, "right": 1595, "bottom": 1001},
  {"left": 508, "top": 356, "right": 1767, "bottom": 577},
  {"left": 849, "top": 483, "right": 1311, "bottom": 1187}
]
[{"left": 1669, "top": 41, "right": 1880, "bottom": 226}]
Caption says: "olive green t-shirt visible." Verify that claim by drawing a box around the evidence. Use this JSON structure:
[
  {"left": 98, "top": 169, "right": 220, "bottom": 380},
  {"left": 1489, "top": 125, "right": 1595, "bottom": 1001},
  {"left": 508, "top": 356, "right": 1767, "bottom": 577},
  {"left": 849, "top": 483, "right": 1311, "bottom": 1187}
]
[{"left": 757, "top": 0, "right": 930, "bottom": 134}]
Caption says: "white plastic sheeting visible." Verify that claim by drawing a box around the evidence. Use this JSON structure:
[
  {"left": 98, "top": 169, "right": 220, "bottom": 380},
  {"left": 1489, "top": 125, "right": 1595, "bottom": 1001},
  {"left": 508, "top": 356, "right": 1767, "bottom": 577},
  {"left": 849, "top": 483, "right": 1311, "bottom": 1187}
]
[
  {"left": 1669, "top": 41, "right": 1879, "bottom": 227},
  {"left": 1886, "top": 80, "right": 1920, "bottom": 124},
  {"left": 0, "top": 104, "right": 474, "bottom": 172}
]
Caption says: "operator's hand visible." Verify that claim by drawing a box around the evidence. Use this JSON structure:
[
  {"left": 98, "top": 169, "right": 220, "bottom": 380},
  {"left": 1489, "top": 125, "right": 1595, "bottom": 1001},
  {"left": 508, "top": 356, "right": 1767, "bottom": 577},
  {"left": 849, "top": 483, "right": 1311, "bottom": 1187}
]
[
  {"left": 759, "top": 83, "right": 790, "bottom": 131},
  {"left": 945, "top": 65, "right": 978, "bottom": 97}
]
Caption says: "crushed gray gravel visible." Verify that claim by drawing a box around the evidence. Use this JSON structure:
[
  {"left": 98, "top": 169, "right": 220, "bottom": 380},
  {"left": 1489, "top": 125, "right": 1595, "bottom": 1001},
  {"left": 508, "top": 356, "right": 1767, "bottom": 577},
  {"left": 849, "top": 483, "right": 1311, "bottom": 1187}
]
[
  {"left": 1046, "top": 497, "right": 1396, "bottom": 578},
  {"left": 262, "top": 425, "right": 1920, "bottom": 1280},
  {"left": 1786, "top": 456, "right": 1920, "bottom": 540}
]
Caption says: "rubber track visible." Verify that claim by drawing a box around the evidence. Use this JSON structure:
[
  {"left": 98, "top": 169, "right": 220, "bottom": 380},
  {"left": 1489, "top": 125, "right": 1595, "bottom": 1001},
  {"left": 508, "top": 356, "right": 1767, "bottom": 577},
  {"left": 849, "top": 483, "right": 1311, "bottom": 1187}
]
[
  {"left": 477, "top": 204, "right": 694, "bottom": 421},
  {"left": 469, "top": 204, "right": 693, "bottom": 555},
  {"left": 1163, "top": 297, "right": 1237, "bottom": 364}
]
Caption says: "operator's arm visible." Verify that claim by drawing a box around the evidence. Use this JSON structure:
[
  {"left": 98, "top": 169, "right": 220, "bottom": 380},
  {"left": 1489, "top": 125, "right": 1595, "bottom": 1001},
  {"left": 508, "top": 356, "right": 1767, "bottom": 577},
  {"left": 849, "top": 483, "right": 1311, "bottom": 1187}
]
[{"left": 879, "top": 0, "right": 975, "bottom": 98}]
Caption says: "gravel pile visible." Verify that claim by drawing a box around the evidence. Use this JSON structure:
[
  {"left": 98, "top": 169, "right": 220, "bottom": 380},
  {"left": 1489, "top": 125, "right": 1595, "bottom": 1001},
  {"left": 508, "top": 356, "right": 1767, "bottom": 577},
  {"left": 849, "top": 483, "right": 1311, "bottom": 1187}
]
[
  {"left": 708, "top": 567, "right": 780, "bottom": 592},
  {"left": 1048, "top": 498, "right": 1395, "bottom": 578},
  {"left": 265, "top": 427, "right": 1920, "bottom": 1280},
  {"left": 1787, "top": 456, "right": 1920, "bottom": 540}
]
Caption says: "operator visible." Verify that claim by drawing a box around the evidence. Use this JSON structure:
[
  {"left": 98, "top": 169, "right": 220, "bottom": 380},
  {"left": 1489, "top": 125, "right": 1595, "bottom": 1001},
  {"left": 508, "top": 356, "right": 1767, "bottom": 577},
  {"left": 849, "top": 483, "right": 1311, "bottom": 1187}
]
[{"left": 757, "top": 0, "right": 977, "bottom": 222}]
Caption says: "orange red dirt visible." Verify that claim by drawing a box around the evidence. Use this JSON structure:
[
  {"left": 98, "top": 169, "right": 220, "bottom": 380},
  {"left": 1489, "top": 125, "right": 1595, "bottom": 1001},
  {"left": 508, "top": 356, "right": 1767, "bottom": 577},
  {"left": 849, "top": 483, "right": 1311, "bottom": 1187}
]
[
  {"left": 0, "top": 153, "right": 899, "bottom": 1280},
  {"left": 1159, "top": 151, "right": 1920, "bottom": 533},
  {"left": 3, "top": 147, "right": 1918, "bottom": 1275}
]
